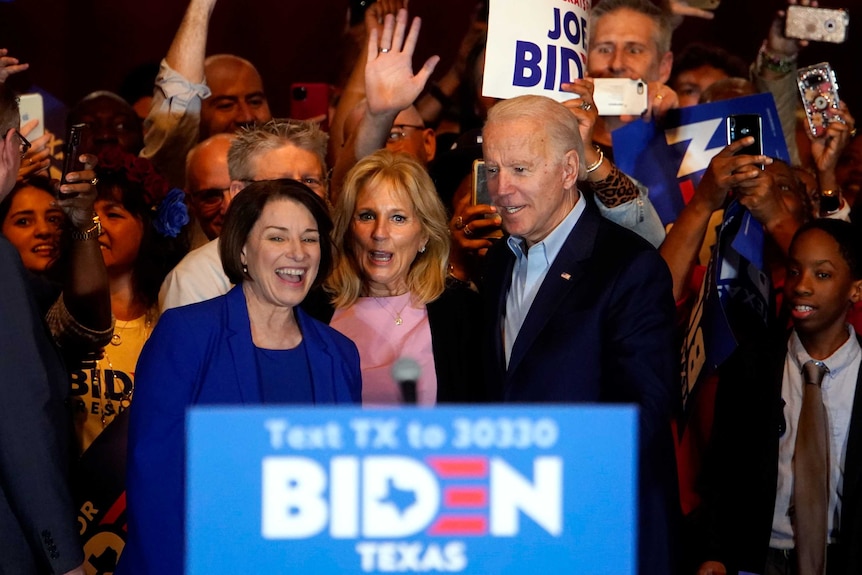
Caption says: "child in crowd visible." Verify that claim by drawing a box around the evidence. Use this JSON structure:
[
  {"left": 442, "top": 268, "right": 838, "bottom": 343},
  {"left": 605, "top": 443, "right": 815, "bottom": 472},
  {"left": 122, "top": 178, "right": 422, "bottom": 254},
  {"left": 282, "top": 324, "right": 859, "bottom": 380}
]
[{"left": 699, "top": 218, "right": 862, "bottom": 575}]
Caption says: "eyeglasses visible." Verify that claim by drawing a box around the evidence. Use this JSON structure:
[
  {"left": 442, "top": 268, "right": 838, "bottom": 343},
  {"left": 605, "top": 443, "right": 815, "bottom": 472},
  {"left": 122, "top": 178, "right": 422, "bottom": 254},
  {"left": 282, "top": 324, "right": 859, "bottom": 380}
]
[
  {"left": 387, "top": 124, "right": 425, "bottom": 143},
  {"left": 192, "top": 187, "right": 230, "bottom": 208},
  {"left": 14, "top": 130, "right": 31, "bottom": 158}
]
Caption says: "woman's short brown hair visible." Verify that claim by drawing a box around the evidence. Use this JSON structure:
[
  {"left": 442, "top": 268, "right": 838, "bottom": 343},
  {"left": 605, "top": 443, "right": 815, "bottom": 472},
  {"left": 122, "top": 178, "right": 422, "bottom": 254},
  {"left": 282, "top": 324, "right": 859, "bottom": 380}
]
[{"left": 220, "top": 179, "right": 334, "bottom": 287}]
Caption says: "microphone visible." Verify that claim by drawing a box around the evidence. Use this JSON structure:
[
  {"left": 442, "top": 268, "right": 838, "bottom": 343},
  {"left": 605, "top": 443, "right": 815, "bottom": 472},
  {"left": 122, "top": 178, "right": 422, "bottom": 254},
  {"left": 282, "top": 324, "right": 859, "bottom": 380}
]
[{"left": 391, "top": 357, "right": 421, "bottom": 405}]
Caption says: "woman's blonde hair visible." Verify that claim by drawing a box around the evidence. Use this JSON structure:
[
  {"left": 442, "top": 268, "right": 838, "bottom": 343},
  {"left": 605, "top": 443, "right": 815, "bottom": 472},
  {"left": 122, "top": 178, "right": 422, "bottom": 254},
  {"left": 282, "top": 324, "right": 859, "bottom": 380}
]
[{"left": 327, "top": 150, "right": 450, "bottom": 308}]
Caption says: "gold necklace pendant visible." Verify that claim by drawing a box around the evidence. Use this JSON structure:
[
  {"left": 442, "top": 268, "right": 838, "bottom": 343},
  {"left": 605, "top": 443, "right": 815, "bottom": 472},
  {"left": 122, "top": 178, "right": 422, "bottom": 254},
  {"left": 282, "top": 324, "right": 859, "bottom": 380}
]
[{"left": 372, "top": 296, "right": 409, "bottom": 326}]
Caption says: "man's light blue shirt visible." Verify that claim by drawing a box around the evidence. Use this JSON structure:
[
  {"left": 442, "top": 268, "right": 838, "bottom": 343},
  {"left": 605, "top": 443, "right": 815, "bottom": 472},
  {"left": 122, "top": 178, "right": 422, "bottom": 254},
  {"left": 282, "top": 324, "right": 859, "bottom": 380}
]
[{"left": 503, "top": 194, "right": 586, "bottom": 367}]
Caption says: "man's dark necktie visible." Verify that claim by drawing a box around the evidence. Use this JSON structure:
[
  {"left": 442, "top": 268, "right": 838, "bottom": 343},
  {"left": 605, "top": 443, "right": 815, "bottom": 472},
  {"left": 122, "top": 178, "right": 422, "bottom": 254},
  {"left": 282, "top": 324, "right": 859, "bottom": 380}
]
[{"left": 793, "top": 359, "right": 830, "bottom": 575}]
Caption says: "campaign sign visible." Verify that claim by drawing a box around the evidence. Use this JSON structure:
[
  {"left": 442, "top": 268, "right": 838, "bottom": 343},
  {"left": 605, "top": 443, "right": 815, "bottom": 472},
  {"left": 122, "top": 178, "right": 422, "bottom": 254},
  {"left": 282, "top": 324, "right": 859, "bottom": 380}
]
[
  {"left": 187, "top": 405, "right": 636, "bottom": 575},
  {"left": 484, "top": 0, "right": 591, "bottom": 102},
  {"left": 612, "top": 92, "right": 789, "bottom": 226}
]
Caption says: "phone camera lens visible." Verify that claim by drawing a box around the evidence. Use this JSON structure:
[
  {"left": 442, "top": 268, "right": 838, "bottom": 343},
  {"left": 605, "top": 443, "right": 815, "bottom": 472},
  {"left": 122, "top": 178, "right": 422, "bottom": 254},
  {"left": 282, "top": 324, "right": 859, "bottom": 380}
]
[
  {"left": 825, "top": 19, "right": 836, "bottom": 31},
  {"left": 292, "top": 86, "right": 308, "bottom": 101}
]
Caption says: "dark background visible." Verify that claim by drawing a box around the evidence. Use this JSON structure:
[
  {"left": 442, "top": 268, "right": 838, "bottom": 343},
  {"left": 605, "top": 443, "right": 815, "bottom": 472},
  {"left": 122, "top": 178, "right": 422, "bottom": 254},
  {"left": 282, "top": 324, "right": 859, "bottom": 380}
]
[{"left": 0, "top": 0, "right": 858, "bottom": 122}]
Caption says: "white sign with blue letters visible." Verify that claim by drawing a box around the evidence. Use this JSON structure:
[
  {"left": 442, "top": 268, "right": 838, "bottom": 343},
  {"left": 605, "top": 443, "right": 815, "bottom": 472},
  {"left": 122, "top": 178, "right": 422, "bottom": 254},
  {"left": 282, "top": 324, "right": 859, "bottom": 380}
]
[
  {"left": 484, "top": 0, "right": 591, "bottom": 102},
  {"left": 186, "top": 405, "right": 636, "bottom": 574}
]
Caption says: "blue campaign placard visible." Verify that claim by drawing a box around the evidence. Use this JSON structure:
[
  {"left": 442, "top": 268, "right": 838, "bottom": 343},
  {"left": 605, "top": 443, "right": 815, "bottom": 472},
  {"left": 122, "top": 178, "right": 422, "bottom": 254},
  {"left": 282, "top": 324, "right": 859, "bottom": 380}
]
[
  {"left": 186, "top": 405, "right": 637, "bottom": 575},
  {"left": 613, "top": 92, "right": 789, "bottom": 226}
]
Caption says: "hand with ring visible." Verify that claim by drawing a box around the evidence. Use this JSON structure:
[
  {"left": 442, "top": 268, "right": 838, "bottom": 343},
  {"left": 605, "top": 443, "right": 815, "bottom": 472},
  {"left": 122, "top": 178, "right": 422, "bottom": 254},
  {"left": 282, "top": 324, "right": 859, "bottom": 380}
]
[
  {"left": 449, "top": 176, "right": 503, "bottom": 260},
  {"left": 56, "top": 153, "right": 99, "bottom": 228},
  {"left": 636, "top": 82, "right": 679, "bottom": 122},
  {"left": 561, "top": 78, "right": 598, "bottom": 149},
  {"left": 365, "top": 8, "right": 440, "bottom": 117}
]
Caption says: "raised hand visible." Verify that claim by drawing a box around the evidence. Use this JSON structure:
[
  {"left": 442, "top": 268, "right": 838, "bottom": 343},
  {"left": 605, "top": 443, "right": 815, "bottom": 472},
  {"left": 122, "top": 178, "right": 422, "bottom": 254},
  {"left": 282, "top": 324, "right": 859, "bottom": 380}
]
[{"left": 365, "top": 9, "right": 440, "bottom": 117}]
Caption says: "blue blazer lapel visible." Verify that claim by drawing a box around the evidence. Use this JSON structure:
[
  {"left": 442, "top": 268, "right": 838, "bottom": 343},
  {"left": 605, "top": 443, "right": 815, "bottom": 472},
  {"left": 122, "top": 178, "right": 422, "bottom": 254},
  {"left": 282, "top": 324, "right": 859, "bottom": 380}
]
[
  {"left": 507, "top": 202, "right": 600, "bottom": 378},
  {"left": 296, "top": 308, "right": 337, "bottom": 404},
  {"left": 225, "top": 286, "right": 261, "bottom": 403}
]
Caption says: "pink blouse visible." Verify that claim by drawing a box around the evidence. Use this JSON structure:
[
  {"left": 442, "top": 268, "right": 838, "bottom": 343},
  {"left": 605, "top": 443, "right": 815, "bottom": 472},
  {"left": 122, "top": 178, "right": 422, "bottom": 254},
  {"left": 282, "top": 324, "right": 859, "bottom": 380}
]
[{"left": 330, "top": 293, "right": 437, "bottom": 405}]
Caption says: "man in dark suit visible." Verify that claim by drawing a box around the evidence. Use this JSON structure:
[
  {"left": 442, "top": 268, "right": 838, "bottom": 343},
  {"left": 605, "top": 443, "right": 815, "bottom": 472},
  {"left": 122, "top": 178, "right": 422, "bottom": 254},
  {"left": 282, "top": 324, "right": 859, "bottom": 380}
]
[
  {"left": 481, "top": 95, "right": 680, "bottom": 575},
  {"left": 0, "top": 83, "right": 91, "bottom": 575}
]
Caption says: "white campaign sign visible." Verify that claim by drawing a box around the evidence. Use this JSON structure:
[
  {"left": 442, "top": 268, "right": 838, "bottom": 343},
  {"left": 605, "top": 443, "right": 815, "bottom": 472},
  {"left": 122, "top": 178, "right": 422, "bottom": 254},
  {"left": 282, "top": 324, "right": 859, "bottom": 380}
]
[{"left": 484, "top": 0, "right": 591, "bottom": 102}]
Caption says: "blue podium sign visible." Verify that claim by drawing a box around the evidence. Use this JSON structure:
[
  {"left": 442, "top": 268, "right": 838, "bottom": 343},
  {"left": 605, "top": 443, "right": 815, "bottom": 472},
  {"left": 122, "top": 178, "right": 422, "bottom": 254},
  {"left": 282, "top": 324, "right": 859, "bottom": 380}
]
[{"left": 186, "top": 406, "right": 637, "bottom": 575}]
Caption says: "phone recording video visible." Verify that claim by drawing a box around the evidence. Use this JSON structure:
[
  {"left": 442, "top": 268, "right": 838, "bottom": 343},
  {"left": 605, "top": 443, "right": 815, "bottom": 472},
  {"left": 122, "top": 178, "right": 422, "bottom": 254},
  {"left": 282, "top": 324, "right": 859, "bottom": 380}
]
[
  {"left": 797, "top": 62, "right": 841, "bottom": 139},
  {"left": 60, "top": 123, "right": 87, "bottom": 195},
  {"left": 785, "top": 5, "right": 849, "bottom": 44},
  {"left": 726, "top": 114, "right": 764, "bottom": 169}
]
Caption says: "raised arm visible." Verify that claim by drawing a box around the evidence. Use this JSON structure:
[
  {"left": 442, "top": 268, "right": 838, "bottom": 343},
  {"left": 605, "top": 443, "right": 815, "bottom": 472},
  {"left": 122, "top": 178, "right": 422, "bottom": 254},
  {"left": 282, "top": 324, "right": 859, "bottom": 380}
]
[
  {"left": 46, "top": 154, "right": 113, "bottom": 352},
  {"left": 330, "top": 8, "right": 438, "bottom": 201},
  {"left": 166, "top": 0, "right": 217, "bottom": 84},
  {"left": 660, "top": 141, "right": 772, "bottom": 301},
  {"left": 140, "top": 0, "right": 216, "bottom": 188}
]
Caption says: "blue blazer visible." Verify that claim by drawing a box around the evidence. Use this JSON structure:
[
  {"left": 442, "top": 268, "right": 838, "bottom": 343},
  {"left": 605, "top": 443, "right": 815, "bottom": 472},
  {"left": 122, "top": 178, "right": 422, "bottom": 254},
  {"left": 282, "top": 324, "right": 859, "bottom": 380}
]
[
  {"left": 482, "top": 200, "right": 681, "bottom": 575},
  {"left": 118, "top": 286, "right": 360, "bottom": 575}
]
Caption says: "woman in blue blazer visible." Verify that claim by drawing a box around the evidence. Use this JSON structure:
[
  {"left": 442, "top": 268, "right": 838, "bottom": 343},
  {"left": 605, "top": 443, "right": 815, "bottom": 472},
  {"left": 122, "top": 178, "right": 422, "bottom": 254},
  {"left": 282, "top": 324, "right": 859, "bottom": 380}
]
[{"left": 118, "top": 180, "right": 361, "bottom": 574}]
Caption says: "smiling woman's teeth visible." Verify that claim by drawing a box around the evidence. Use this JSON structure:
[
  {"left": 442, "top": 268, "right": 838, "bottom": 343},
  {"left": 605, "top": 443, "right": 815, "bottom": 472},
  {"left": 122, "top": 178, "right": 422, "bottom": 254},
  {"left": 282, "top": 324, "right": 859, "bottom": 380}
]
[{"left": 276, "top": 268, "right": 303, "bottom": 282}]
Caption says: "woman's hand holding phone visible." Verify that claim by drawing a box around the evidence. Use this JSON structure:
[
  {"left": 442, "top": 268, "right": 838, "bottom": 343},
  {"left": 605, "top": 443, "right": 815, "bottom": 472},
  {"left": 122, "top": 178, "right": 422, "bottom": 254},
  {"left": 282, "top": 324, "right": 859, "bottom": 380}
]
[
  {"left": 17, "top": 120, "right": 53, "bottom": 182},
  {"left": 56, "top": 153, "right": 98, "bottom": 227}
]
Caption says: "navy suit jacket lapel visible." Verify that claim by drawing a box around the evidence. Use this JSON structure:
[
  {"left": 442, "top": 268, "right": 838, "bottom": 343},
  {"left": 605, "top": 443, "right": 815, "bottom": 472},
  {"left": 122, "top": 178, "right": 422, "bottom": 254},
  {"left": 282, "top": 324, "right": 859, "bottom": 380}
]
[
  {"left": 225, "top": 286, "right": 260, "bottom": 403},
  {"left": 506, "top": 200, "right": 599, "bottom": 378}
]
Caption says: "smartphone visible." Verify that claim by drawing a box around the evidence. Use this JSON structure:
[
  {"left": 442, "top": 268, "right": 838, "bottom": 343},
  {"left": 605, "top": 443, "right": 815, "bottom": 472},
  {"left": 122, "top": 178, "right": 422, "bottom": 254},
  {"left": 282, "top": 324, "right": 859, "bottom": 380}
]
[
  {"left": 472, "top": 159, "right": 491, "bottom": 206},
  {"left": 785, "top": 5, "right": 849, "bottom": 44},
  {"left": 18, "top": 93, "right": 44, "bottom": 140},
  {"left": 289, "top": 83, "right": 334, "bottom": 125},
  {"left": 592, "top": 78, "right": 648, "bottom": 117},
  {"left": 726, "top": 114, "right": 763, "bottom": 167},
  {"left": 797, "top": 62, "right": 841, "bottom": 139},
  {"left": 60, "top": 123, "right": 87, "bottom": 191}
]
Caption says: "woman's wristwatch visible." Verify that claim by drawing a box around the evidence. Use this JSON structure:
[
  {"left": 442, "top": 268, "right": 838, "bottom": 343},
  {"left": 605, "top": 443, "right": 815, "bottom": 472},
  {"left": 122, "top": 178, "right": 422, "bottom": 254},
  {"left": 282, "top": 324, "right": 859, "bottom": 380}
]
[{"left": 71, "top": 214, "right": 102, "bottom": 241}]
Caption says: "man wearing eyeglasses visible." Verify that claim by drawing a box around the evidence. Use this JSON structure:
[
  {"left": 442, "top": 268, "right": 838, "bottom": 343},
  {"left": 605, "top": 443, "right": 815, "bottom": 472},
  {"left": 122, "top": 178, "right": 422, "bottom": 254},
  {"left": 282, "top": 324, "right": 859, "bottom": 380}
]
[
  {"left": 384, "top": 105, "right": 436, "bottom": 166},
  {"left": 184, "top": 133, "right": 234, "bottom": 248},
  {"left": 159, "top": 118, "right": 328, "bottom": 311}
]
